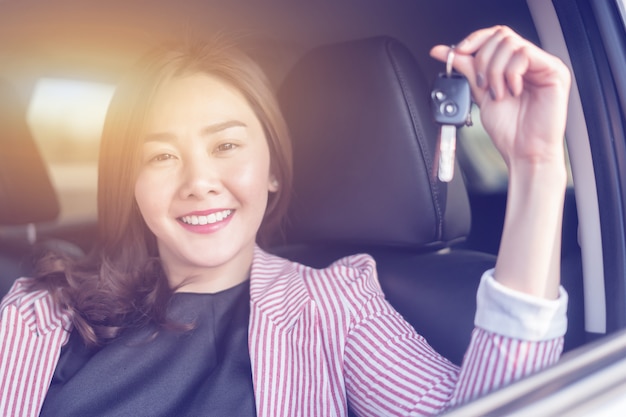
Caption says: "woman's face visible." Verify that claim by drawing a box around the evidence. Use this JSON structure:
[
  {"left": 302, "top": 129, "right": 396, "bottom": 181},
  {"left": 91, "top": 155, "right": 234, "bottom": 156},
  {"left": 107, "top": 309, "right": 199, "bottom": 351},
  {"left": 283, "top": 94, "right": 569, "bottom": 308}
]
[{"left": 134, "top": 73, "right": 277, "bottom": 292}]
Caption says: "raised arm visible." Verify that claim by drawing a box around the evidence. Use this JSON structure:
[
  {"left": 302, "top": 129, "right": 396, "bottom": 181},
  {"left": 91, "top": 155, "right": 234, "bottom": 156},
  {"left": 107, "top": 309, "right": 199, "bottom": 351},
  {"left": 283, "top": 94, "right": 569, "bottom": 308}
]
[{"left": 431, "top": 25, "right": 571, "bottom": 299}]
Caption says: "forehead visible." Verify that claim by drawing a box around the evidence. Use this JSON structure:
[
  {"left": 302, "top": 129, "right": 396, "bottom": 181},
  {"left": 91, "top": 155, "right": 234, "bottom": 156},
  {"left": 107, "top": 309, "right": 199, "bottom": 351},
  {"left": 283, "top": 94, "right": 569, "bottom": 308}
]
[{"left": 144, "top": 73, "right": 260, "bottom": 132}]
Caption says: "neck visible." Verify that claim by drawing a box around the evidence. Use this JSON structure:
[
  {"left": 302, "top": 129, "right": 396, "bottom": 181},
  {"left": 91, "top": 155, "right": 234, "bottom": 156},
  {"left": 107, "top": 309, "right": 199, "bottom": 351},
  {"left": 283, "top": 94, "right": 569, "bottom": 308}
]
[{"left": 163, "top": 245, "right": 255, "bottom": 294}]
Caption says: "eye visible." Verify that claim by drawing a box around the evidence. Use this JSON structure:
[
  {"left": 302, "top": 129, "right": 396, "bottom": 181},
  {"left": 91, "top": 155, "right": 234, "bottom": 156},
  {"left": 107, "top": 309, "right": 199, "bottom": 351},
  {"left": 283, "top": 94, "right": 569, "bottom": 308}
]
[
  {"left": 214, "top": 142, "right": 239, "bottom": 153},
  {"left": 149, "top": 153, "right": 177, "bottom": 163}
]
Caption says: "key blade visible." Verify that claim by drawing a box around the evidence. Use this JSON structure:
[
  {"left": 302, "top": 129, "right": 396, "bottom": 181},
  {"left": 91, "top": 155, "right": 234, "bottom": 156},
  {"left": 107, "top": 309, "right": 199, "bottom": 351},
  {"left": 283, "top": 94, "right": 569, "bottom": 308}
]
[{"left": 438, "top": 125, "right": 457, "bottom": 182}]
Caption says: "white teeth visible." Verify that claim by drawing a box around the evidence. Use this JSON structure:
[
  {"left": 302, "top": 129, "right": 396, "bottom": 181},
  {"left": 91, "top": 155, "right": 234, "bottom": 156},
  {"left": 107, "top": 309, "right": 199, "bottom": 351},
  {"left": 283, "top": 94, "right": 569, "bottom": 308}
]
[{"left": 181, "top": 210, "right": 232, "bottom": 226}]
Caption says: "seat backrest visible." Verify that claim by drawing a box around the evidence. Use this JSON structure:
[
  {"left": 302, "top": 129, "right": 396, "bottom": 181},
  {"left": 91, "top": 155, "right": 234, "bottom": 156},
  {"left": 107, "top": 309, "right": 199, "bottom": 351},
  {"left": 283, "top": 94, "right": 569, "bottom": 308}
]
[
  {"left": 0, "top": 78, "right": 62, "bottom": 297},
  {"left": 274, "top": 37, "right": 496, "bottom": 365}
]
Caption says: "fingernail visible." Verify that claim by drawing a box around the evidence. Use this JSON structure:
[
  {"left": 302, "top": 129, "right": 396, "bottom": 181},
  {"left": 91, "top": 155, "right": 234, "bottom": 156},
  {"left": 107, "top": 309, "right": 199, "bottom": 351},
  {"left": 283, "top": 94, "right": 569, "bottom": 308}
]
[
  {"left": 476, "top": 73, "right": 485, "bottom": 88},
  {"left": 489, "top": 87, "right": 497, "bottom": 100}
]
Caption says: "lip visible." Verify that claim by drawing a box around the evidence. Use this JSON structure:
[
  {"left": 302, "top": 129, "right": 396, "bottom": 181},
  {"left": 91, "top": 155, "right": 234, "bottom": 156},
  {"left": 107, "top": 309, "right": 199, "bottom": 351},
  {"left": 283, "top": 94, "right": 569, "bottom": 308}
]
[{"left": 177, "top": 208, "right": 235, "bottom": 234}]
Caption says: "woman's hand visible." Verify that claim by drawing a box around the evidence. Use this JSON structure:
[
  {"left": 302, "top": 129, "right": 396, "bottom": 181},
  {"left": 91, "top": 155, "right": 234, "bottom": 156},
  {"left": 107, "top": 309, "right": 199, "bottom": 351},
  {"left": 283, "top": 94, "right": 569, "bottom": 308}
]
[
  {"left": 431, "top": 26, "right": 572, "bottom": 299},
  {"left": 430, "top": 25, "right": 571, "bottom": 171}
]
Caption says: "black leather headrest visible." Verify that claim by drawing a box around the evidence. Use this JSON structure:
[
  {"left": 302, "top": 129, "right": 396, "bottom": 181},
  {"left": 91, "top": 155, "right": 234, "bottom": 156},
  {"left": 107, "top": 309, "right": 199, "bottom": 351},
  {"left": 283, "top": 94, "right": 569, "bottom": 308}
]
[
  {"left": 277, "top": 37, "right": 470, "bottom": 250},
  {"left": 0, "top": 79, "right": 59, "bottom": 225}
]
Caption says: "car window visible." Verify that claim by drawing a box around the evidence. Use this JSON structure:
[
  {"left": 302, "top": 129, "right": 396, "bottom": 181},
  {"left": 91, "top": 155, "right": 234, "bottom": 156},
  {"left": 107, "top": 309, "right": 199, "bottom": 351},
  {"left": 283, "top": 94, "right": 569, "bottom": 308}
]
[
  {"left": 25, "top": 77, "right": 114, "bottom": 223},
  {"left": 458, "top": 105, "right": 574, "bottom": 194}
]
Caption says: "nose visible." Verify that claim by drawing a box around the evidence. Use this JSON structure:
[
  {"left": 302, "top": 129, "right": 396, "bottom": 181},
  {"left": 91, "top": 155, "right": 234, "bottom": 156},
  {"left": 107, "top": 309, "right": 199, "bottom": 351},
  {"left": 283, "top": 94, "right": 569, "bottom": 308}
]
[{"left": 178, "top": 153, "right": 220, "bottom": 200}]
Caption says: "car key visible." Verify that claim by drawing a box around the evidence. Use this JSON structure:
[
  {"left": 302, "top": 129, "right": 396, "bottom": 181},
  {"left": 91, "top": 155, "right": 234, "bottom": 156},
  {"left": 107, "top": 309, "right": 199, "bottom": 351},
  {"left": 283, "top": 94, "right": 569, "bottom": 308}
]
[{"left": 431, "top": 47, "right": 472, "bottom": 182}]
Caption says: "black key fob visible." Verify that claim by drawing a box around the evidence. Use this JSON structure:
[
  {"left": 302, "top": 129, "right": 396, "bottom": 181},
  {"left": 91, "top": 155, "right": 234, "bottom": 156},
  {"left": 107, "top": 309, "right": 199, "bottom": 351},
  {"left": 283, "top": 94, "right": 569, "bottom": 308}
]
[{"left": 431, "top": 72, "right": 472, "bottom": 127}]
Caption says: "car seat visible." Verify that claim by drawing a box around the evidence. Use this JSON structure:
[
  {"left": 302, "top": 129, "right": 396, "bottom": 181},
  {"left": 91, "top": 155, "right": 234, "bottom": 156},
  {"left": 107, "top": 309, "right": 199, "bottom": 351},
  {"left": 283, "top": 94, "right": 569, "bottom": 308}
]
[
  {"left": 273, "top": 37, "right": 497, "bottom": 365},
  {"left": 0, "top": 78, "right": 73, "bottom": 298}
]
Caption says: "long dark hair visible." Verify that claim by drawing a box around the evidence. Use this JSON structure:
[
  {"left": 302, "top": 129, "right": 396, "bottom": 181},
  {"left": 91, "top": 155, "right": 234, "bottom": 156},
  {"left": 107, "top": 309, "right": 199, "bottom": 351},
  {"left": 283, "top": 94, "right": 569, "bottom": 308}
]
[{"left": 35, "top": 38, "right": 293, "bottom": 345}]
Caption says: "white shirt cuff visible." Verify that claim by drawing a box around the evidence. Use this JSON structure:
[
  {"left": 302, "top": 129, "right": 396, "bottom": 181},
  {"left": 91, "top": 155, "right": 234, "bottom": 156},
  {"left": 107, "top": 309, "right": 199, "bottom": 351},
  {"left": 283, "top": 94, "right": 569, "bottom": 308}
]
[{"left": 474, "top": 269, "right": 568, "bottom": 341}]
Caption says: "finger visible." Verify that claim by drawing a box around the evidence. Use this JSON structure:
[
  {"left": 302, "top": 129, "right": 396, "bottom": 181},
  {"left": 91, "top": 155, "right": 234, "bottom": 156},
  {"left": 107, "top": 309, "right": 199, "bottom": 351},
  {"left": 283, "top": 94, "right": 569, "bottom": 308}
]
[
  {"left": 429, "top": 44, "right": 453, "bottom": 63},
  {"left": 431, "top": 26, "right": 521, "bottom": 103},
  {"left": 457, "top": 26, "right": 533, "bottom": 101},
  {"left": 454, "top": 25, "right": 512, "bottom": 55},
  {"left": 463, "top": 26, "right": 567, "bottom": 90},
  {"left": 430, "top": 45, "right": 487, "bottom": 104},
  {"left": 505, "top": 47, "right": 530, "bottom": 97},
  {"left": 472, "top": 28, "right": 508, "bottom": 98},
  {"left": 521, "top": 46, "right": 571, "bottom": 89},
  {"left": 484, "top": 34, "right": 529, "bottom": 100},
  {"left": 493, "top": 38, "right": 568, "bottom": 95}
]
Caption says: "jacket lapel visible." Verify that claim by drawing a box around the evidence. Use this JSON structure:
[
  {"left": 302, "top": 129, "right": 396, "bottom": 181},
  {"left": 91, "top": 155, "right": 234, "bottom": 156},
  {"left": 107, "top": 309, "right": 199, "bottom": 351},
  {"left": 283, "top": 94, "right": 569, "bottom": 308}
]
[
  {"left": 249, "top": 247, "right": 311, "bottom": 331},
  {"left": 249, "top": 247, "right": 340, "bottom": 416}
]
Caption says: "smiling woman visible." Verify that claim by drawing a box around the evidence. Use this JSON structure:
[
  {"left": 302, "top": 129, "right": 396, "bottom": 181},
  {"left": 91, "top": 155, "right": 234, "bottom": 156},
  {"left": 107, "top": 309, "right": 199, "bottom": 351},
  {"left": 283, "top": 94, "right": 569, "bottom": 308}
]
[
  {"left": 0, "top": 23, "right": 572, "bottom": 417},
  {"left": 134, "top": 73, "right": 279, "bottom": 293}
]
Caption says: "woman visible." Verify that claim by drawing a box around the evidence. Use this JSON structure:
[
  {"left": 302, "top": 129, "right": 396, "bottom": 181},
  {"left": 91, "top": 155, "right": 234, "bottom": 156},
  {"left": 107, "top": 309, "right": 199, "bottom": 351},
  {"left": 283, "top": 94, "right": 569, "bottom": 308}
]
[{"left": 1, "top": 26, "right": 570, "bottom": 416}]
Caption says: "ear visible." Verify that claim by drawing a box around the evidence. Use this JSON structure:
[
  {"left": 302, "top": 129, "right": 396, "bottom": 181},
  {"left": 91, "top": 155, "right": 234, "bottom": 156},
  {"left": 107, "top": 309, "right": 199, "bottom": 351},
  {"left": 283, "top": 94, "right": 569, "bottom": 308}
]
[{"left": 268, "top": 175, "right": 279, "bottom": 193}]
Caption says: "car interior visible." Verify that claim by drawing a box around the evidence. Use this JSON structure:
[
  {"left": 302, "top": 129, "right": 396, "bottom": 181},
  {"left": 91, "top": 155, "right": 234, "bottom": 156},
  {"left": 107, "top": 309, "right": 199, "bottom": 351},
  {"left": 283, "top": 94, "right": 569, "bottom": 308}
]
[
  {"left": 0, "top": 0, "right": 587, "bottom": 371},
  {"left": 272, "top": 36, "right": 497, "bottom": 364}
]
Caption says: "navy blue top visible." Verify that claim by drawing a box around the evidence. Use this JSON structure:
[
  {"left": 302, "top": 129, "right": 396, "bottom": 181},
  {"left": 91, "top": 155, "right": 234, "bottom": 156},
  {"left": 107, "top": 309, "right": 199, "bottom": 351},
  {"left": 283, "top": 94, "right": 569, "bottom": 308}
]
[{"left": 40, "top": 280, "right": 255, "bottom": 417}]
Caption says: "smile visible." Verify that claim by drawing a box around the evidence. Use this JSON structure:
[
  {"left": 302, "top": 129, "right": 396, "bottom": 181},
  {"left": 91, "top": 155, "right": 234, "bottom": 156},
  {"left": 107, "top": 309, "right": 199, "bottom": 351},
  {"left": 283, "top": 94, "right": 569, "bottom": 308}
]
[{"left": 180, "top": 209, "right": 233, "bottom": 225}]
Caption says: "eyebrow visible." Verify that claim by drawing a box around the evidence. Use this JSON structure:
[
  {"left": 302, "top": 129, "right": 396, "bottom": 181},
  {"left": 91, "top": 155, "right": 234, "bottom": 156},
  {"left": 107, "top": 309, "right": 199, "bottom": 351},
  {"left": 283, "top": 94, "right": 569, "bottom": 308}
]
[{"left": 143, "top": 120, "right": 248, "bottom": 143}]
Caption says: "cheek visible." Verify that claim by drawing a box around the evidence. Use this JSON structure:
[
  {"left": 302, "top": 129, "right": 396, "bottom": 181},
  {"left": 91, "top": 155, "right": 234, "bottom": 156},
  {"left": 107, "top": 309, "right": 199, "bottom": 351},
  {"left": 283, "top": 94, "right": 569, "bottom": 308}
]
[
  {"left": 230, "top": 154, "right": 273, "bottom": 202},
  {"left": 134, "top": 171, "right": 170, "bottom": 221}
]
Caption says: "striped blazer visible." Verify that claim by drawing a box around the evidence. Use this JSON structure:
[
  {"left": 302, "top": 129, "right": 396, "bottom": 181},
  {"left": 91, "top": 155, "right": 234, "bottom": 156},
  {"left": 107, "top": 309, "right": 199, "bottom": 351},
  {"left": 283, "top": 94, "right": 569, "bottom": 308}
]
[{"left": 1, "top": 246, "right": 565, "bottom": 417}]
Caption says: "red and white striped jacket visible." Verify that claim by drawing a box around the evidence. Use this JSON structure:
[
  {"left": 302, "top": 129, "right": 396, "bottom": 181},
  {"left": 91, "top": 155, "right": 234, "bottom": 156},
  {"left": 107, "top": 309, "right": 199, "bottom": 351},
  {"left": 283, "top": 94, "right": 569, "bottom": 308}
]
[{"left": 1, "top": 246, "right": 566, "bottom": 417}]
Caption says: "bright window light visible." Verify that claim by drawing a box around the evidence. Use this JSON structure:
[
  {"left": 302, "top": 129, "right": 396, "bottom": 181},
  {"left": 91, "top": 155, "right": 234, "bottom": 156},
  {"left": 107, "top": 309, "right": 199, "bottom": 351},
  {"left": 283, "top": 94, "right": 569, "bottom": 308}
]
[
  {"left": 27, "top": 78, "right": 115, "bottom": 164},
  {"left": 26, "top": 78, "right": 115, "bottom": 222}
]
